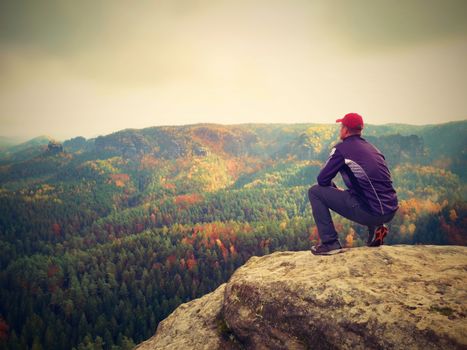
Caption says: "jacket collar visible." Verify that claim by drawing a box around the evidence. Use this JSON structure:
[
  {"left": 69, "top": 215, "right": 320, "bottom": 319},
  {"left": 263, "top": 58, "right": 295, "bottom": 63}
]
[{"left": 343, "top": 134, "right": 362, "bottom": 141}]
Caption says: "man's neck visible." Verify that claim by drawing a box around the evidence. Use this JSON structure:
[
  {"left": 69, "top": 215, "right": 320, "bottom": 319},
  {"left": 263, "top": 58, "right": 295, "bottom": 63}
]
[{"left": 343, "top": 134, "right": 361, "bottom": 140}]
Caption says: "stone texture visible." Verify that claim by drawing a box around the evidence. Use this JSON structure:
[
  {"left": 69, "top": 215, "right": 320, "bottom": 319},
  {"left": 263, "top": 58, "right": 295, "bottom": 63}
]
[
  {"left": 137, "top": 245, "right": 467, "bottom": 349},
  {"left": 135, "top": 283, "right": 235, "bottom": 350}
]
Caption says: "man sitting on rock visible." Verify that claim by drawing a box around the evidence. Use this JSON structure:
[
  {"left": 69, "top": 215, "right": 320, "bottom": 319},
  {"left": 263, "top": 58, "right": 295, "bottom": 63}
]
[{"left": 308, "top": 113, "right": 399, "bottom": 255}]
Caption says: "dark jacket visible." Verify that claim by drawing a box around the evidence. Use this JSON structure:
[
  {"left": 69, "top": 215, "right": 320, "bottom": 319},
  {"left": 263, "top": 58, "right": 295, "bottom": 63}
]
[{"left": 317, "top": 135, "right": 398, "bottom": 216}]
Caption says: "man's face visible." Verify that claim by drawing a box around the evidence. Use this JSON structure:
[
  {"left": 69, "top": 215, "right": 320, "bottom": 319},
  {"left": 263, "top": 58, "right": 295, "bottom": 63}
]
[{"left": 339, "top": 124, "right": 348, "bottom": 140}]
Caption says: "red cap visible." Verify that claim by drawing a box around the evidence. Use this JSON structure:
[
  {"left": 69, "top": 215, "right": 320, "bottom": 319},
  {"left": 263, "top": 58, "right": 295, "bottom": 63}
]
[{"left": 336, "top": 113, "right": 364, "bottom": 130}]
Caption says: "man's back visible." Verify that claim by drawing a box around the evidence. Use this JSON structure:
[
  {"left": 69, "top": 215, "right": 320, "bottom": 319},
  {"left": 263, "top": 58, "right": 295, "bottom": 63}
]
[{"left": 319, "top": 135, "right": 398, "bottom": 216}]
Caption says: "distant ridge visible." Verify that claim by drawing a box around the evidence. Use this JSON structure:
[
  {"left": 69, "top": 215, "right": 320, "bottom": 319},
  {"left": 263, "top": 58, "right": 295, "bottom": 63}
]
[
  {"left": 0, "top": 136, "right": 23, "bottom": 148},
  {"left": 1, "top": 121, "right": 465, "bottom": 177},
  {"left": 0, "top": 135, "right": 54, "bottom": 163}
]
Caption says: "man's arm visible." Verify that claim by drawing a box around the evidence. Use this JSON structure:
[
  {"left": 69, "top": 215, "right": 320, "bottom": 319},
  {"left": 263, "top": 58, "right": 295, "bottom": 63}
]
[{"left": 317, "top": 147, "right": 345, "bottom": 186}]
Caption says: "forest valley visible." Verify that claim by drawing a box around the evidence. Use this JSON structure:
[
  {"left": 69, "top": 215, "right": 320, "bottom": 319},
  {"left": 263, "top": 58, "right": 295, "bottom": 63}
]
[{"left": 0, "top": 121, "right": 465, "bottom": 349}]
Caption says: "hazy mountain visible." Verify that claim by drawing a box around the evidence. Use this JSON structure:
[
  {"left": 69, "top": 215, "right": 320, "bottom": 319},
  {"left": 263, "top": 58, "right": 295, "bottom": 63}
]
[
  {"left": 0, "top": 135, "right": 54, "bottom": 164},
  {"left": 1, "top": 121, "right": 465, "bottom": 183},
  {"left": 0, "top": 136, "right": 23, "bottom": 148}
]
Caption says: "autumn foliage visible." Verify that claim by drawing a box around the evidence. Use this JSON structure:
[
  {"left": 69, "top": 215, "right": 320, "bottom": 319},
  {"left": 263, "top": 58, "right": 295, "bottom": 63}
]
[{"left": 0, "top": 122, "right": 465, "bottom": 349}]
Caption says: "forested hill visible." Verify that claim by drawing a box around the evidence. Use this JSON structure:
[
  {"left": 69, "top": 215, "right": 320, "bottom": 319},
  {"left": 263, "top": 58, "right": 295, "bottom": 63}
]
[
  {"left": 0, "top": 121, "right": 465, "bottom": 349},
  {"left": 1, "top": 121, "right": 466, "bottom": 181}
]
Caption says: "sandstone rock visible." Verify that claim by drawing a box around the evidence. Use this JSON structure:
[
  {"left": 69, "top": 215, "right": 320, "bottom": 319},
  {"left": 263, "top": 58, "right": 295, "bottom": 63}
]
[
  {"left": 135, "top": 283, "right": 237, "bottom": 350},
  {"left": 224, "top": 245, "right": 467, "bottom": 349},
  {"left": 137, "top": 245, "right": 467, "bottom": 349},
  {"left": 47, "top": 140, "right": 63, "bottom": 154}
]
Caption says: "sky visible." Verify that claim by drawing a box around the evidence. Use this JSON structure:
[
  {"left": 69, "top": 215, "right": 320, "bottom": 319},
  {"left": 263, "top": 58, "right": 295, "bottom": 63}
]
[{"left": 1, "top": 0, "right": 467, "bottom": 141}]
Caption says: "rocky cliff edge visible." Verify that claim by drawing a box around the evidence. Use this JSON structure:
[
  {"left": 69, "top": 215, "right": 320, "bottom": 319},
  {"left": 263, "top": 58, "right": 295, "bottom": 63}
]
[{"left": 136, "top": 245, "right": 467, "bottom": 350}]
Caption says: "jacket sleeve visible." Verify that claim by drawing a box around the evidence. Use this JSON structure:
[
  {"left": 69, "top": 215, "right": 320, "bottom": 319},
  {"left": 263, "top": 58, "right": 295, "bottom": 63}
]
[{"left": 317, "top": 147, "right": 344, "bottom": 186}]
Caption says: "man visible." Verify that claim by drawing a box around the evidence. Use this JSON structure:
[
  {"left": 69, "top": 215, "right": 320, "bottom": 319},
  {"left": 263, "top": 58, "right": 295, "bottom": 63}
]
[{"left": 308, "top": 113, "right": 398, "bottom": 255}]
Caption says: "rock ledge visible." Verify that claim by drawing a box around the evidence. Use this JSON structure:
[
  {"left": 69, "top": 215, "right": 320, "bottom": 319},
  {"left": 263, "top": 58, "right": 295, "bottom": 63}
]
[{"left": 136, "top": 245, "right": 467, "bottom": 350}]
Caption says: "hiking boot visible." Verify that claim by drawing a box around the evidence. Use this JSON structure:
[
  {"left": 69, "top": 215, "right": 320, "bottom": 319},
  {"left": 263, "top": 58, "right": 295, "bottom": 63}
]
[
  {"left": 311, "top": 240, "right": 344, "bottom": 256},
  {"left": 367, "top": 225, "right": 388, "bottom": 247}
]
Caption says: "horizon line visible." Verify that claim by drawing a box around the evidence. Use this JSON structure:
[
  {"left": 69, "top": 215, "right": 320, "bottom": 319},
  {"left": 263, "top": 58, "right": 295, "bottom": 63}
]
[{"left": 2, "top": 118, "right": 466, "bottom": 144}]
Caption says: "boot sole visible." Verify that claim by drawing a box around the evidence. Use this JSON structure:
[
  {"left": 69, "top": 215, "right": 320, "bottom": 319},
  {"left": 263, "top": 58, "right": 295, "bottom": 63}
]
[{"left": 311, "top": 248, "right": 347, "bottom": 256}]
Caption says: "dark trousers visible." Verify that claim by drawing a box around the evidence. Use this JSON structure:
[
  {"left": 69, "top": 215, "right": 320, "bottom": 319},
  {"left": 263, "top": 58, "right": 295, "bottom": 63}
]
[{"left": 308, "top": 184, "right": 396, "bottom": 244}]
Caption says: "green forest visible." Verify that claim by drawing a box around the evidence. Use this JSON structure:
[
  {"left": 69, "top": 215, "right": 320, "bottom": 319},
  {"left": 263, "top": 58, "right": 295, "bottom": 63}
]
[{"left": 0, "top": 122, "right": 465, "bottom": 349}]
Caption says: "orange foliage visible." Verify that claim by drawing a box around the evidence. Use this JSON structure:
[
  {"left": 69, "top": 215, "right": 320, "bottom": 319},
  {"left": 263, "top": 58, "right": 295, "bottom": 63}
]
[
  {"left": 215, "top": 239, "right": 229, "bottom": 259},
  {"left": 260, "top": 239, "right": 270, "bottom": 249},
  {"left": 220, "top": 246, "right": 228, "bottom": 260},
  {"left": 398, "top": 198, "right": 444, "bottom": 221},
  {"left": 166, "top": 254, "right": 177, "bottom": 266},
  {"left": 345, "top": 228, "right": 355, "bottom": 248},
  {"left": 181, "top": 237, "right": 195, "bottom": 245},
  {"left": 109, "top": 173, "right": 130, "bottom": 187},
  {"left": 335, "top": 223, "right": 344, "bottom": 234},
  {"left": 163, "top": 182, "right": 176, "bottom": 190},
  {"left": 309, "top": 226, "right": 319, "bottom": 243},
  {"left": 229, "top": 245, "right": 237, "bottom": 256},
  {"left": 186, "top": 258, "right": 197, "bottom": 270},
  {"left": 52, "top": 223, "right": 61, "bottom": 236},
  {"left": 226, "top": 159, "right": 242, "bottom": 178},
  {"left": 192, "top": 222, "right": 249, "bottom": 257},
  {"left": 139, "top": 155, "right": 159, "bottom": 169},
  {"left": 399, "top": 224, "right": 407, "bottom": 236},
  {"left": 192, "top": 126, "right": 227, "bottom": 154},
  {"left": 174, "top": 193, "right": 203, "bottom": 208},
  {"left": 47, "top": 264, "right": 60, "bottom": 278}
]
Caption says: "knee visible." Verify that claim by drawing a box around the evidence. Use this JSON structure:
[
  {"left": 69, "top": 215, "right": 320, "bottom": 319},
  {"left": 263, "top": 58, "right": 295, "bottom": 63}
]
[{"left": 308, "top": 184, "right": 320, "bottom": 200}]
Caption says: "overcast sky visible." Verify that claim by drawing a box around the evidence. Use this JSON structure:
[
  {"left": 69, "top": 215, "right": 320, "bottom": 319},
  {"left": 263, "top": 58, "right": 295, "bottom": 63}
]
[{"left": 1, "top": 0, "right": 466, "bottom": 140}]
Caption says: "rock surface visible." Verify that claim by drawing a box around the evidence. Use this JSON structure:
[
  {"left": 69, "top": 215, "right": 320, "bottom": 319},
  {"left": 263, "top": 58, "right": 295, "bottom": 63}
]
[
  {"left": 135, "top": 283, "right": 233, "bottom": 350},
  {"left": 136, "top": 245, "right": 467, "bottom": 349}
]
